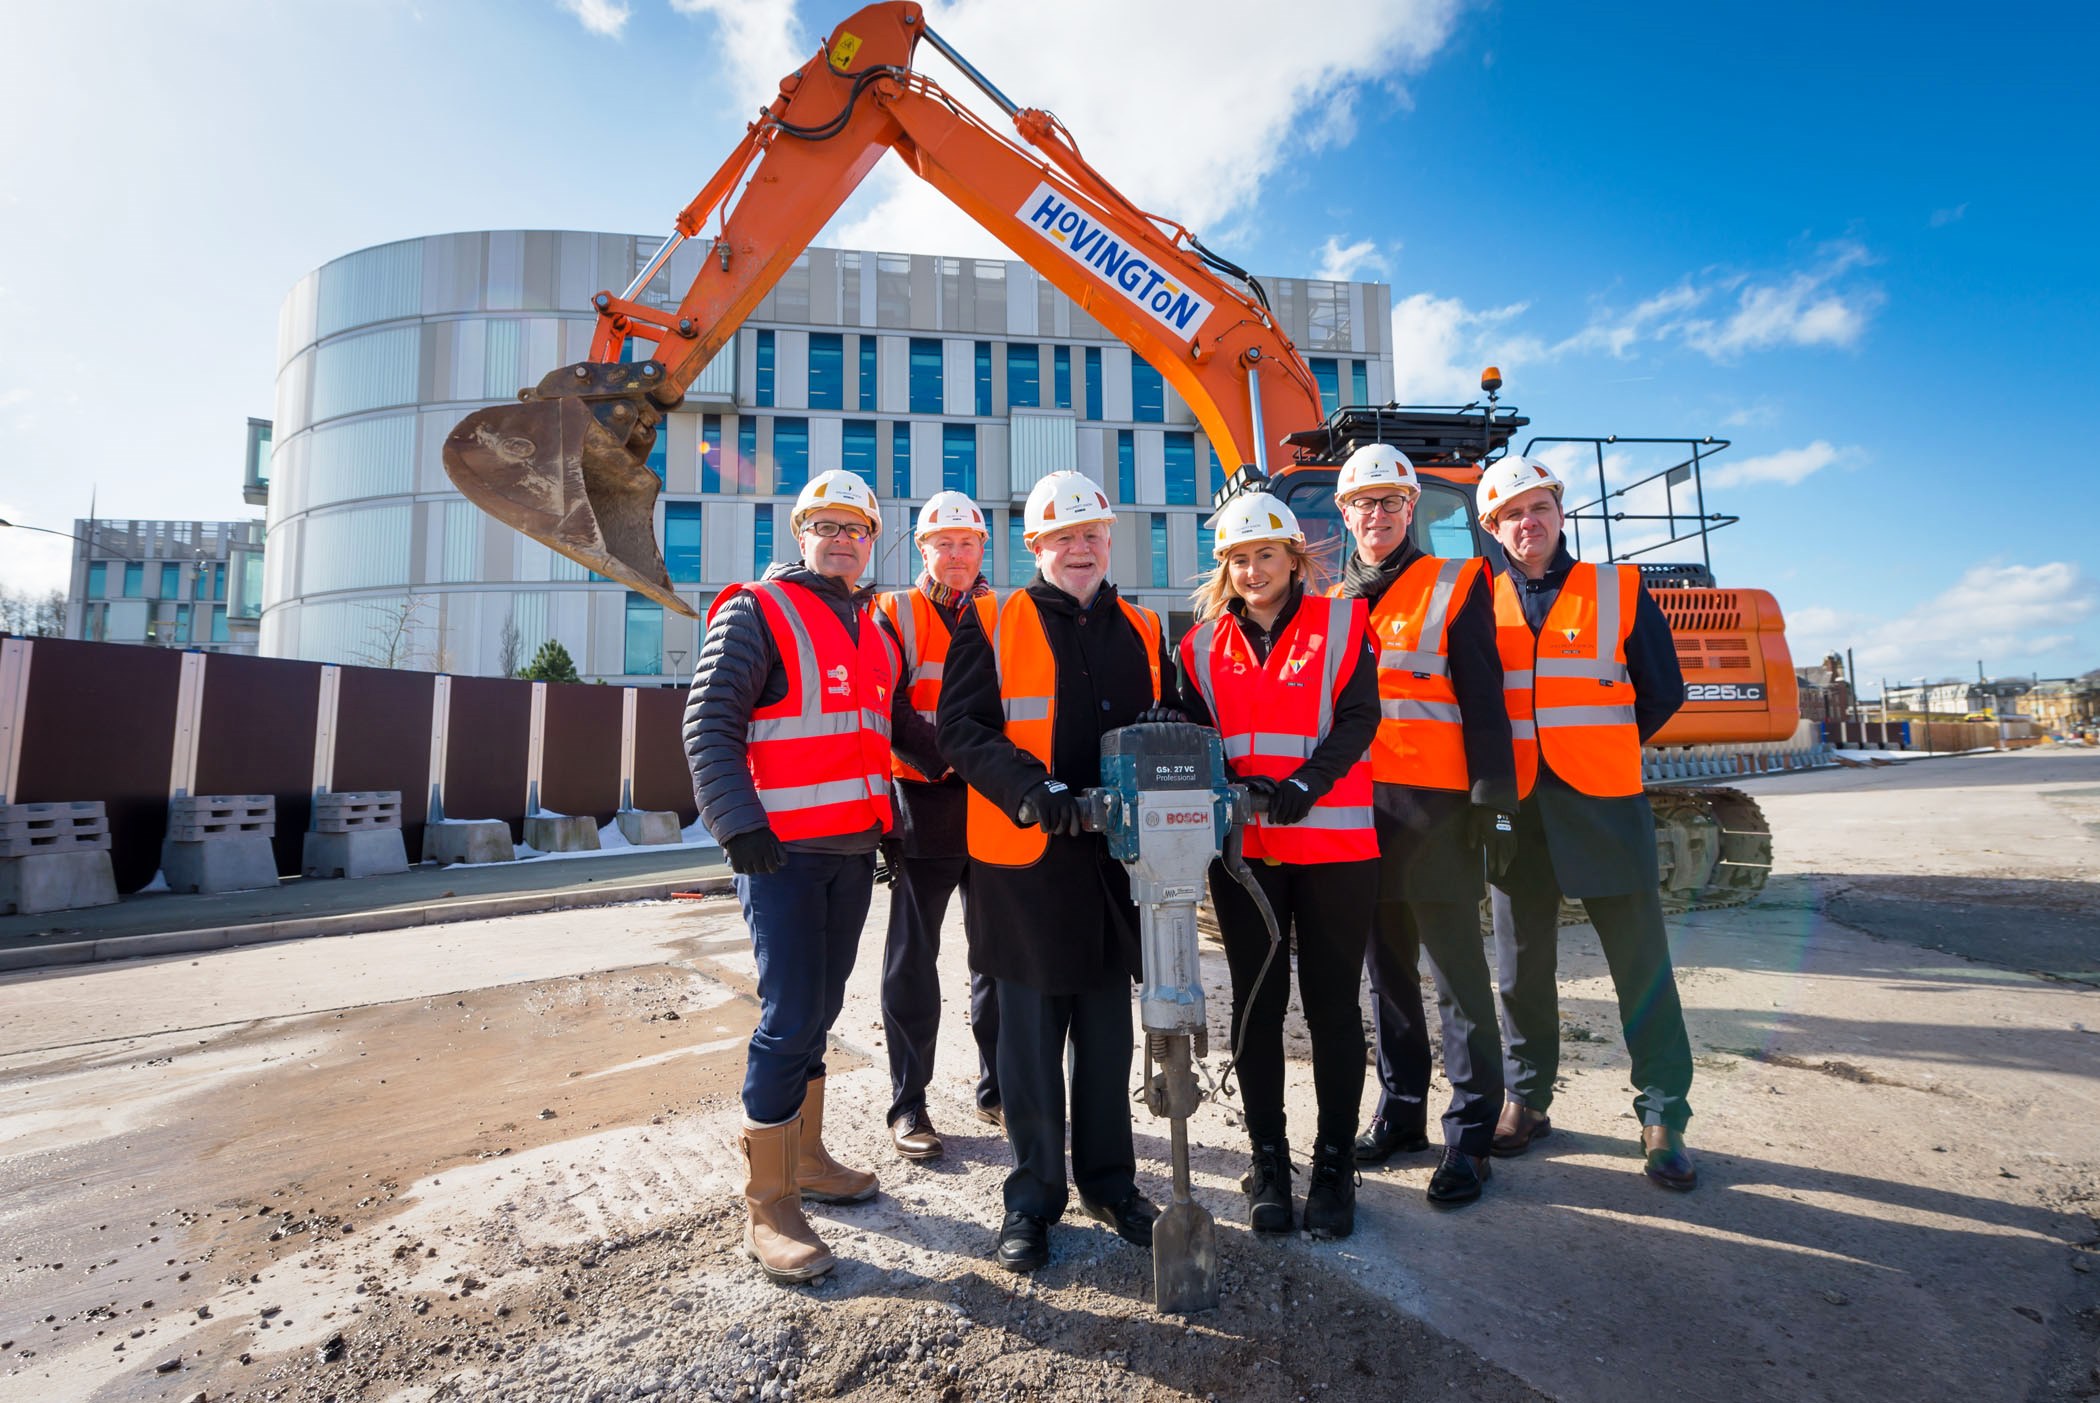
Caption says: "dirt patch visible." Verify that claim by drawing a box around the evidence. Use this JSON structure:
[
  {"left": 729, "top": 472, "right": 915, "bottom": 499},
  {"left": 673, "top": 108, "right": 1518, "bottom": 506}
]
[{"left": 1710, "top": 1046, "right": 1945, "bottom": 1092}]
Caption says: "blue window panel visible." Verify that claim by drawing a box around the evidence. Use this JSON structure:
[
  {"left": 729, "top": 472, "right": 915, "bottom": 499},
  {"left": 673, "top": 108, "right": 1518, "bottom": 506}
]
[
  {"left": 213, "top": 564, "right": 227, "bottom": 600},
  {"left": 1084, "top": 347, "right": 1102, "bottom": 420},
  {"left": 645, "top": 423, "right": 667, "bottom": 483},
  {"left": 1149, "top": 513, "right": 1169, "bottom": 587},
  {"left": 892, "top": 421, "right": 911, "bottom": 500},
  {"left": 1052, "top": 345, "right": 1072, "bottom": 410},
  {"left": 160, "top": 563, "right": 181, "bottom": 598},
  {"left": 1164, "top": 431, "right": 1196, "bottom": 506},
  {"left": 1116, "top": 430, "right": 1135, "bottom": 503},
  {"left": 1206, "top": 443, "right": 1224, "bottom": 502},
  {"left": 175, "top": 603, "right": 192, "bottom": 643},
  {"left": 974, "top": 341, "right": 992, "bottom": 417},
  {"left": 858, "top": 336, "right": 877, "bottom": 411},
  {"left": 1006, "top": 344, "right": 1040, "bottom": 408},
  {"left": 808, "top": 332, "right": 844, "bottom": 410},
  {"left": 700, "top": 414, "right": 723, "bottom": 493},
  {"left": 1007, "top": 511, "right": 1028, "bottom": 586},
  {"left": 1197, "top": 523, "right": 1215, "bottom": 564},
  {"left": 755, "top": 330, "right": 775, "bottom": 408},
  {"left": 736, "top": 417, "right": 757, "bottom": 491},
  {"left": 942, "top": 423, "right": 977, "bottom": 496},
  {"left": 754, "top": 503, "right": 775, "bottom": 571},
  {"left": 1350, "top": 358, "right": 1370, "bottom": 406},
  {"left": 773, "top": 416, "right": 810, "bottom": 493},
  {"left": 211, "top": 605, "right": 229, "bottom": 643},
  {"left": 908, "top": 338, "right": 942, "bottom": 414},
  {"left": 1131, "top": 356, "right": 1165, "bottom": 423},
  {"left": 842, "top": 419, "right": 877, "bottom": 486},
  {"left": 618, "top": 336, "right": 639, "bottom": 364},
  {"left": 624, "top": 592, "right": 663, "bottom": 676},
  {"left": 1310, "top": 357, "right": 1340, "bottom": 417},
  {"left": 664, "top": 502, "right": 703, "bottom": 583},
  {"left": 123, "top": 562, "right": 143, "bottom": 597},
  {"left": 87, "top": 562, "right": 106, "bottom": 598}
]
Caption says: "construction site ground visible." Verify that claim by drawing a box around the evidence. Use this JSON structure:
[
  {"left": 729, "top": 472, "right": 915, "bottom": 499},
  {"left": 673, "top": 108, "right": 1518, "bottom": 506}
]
[{"left": 4, "top": 746, "right": 2098, "bottom": 1403}]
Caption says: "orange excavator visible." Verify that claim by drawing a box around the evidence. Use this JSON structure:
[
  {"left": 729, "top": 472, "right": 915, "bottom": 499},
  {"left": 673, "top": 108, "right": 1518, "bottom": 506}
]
[{"left": 443, "top": 0, "right": 1796, "bottom": 917}]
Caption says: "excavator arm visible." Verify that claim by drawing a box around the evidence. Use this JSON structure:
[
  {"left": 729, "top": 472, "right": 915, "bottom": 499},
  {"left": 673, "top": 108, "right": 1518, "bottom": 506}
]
[{"left": 443, "top": 1, "right": 1323, "bottom": 616}]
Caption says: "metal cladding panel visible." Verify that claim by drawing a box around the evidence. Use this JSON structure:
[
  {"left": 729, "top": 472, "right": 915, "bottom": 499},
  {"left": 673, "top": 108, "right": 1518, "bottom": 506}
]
[
  {"left": 443, "top": 675, "right": 532, "bottom": 839},
  {"left": 12, "top": 640, "right": 185, "bottom": 893},
  {"left": 1008, "top": 412, "right": 1078, "bottom": 498},
  {"left": 540, "top": 682, "right": 623, "bottom": 822},
  {"left": 942, "top": 340, "right": 974, "bottom": 417},
  {"left": 194, "top": 653, "right": 324, "bottom": 876},
  {"left": 629, "top": 688, "right": 699, "bottom": 821},
  {"left": 332, "top": 666, "right": 436, "bottom": 858}
]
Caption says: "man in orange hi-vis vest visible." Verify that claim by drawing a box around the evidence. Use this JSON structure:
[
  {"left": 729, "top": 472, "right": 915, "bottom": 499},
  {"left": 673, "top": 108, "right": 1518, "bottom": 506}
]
[
  {"left": 937, "top": 469, "right": 1178, "bottom": 1276},
  {"left": 1477, "top": 453, "right": 1698, "bottom": 1191},
  {"left": 684, "top": 468, "right": 908, "bottom": 1284},
  {"left": 871, "top": 491, "right": 1001, "bottom": 1164}
]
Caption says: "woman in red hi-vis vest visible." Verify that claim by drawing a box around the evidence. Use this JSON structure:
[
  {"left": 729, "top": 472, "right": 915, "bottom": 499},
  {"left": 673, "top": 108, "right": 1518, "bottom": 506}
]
[
  {"left": 1175, "top": 492, "right": 1381, "bottom": 1240},
  {"left": 684, "top": 468, "right": 907, "bottom": 1286}
]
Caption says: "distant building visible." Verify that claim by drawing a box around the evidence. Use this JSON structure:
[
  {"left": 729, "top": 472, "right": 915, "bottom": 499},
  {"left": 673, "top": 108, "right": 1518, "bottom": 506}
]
[
  {"left": 1796, "top": 652, "right": 1854, "bottom": 725},
  {"left": 259, "top": 231, "right": 1396, "bottom": 680},
  {"left": 2029, "top": 677, "right": 2100, "bottom": 733},
  {"left": 1883, "top": 678, "right": 2034, "bottom": 718},
  {"left": 64, "top": 517, "right": 267, "bottom": 654}
]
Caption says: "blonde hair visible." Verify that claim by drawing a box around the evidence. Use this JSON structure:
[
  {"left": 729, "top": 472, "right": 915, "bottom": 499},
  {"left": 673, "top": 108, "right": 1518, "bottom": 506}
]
[{"left": 1190, "top": 537, "right": 1335, "bottom": 621}]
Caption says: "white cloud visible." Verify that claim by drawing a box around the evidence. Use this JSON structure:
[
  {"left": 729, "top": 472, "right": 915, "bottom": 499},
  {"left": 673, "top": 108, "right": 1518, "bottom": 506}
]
[
  {"left": 1930, "top": 202, "right": 1968, "bottom": 227},
  {"left": 1388, "top": 291, "right": 1534, "bottom": 401},
  {"left": 556, "top": 0, "right": 631, "bottom": 38},
  {"left": 1703, "top": 439, "right": 1855, "bottom": 490},
  {"left": 1792, "top": 561, "right": 2098, "bottom": 682},
  {"left": 820, "top": 0, "right": 1465, "bottom": 258},
  {"left": 668, "top": 0, "right": 809, "bottom": 113},
  {"left": 1554, "top": 241, "right": 1882, "bottom": 363},
  {"left": 1313, "top": 236, "right": 1390, "bottom": 282}
]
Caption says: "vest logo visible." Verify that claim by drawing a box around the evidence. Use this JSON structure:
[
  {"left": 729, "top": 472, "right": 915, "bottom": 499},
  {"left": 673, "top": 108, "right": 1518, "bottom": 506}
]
[
  {"left": 1562, "top": 628, "right": 1581, "bottom": 643},
  {"left": 1020, "top": 183, "right": 1217, "bottom": 337},
  {"left": 825, "top": 664, "right": 852, "bottom": 697}
]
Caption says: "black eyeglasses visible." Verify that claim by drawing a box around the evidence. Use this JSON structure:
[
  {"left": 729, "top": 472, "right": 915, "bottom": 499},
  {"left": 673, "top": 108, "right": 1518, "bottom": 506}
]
[{"left": 804, "top": 520, "right": 873, "bottom": 541}]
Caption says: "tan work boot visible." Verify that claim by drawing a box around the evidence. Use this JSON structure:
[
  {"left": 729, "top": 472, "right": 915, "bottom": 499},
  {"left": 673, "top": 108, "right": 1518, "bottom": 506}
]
[
  {"left": 796, "top": 1075, "right": 878, "bottom": 1204},
  {"left": 739, "top": 1116, "right": 833, "bottom": 1284}
]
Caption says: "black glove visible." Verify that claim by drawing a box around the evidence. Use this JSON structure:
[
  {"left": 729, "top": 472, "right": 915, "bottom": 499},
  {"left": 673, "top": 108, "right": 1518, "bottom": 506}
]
[
  {"left": 1023, "top": 778, "right": 1084, "bottom": 837},
  {"left": 1468, "top": 805, "right": 1519, "bottom": 884},
  {"left": 723, "top": 827, "right": 787, "bottom": 876},
  {"left": 1266, "top": 775, "right": 1316, "bottom": 826},
  {"left": 872, "top": 838, "right": 902, "bottom": 887},
  {"left": 1236, "top": 774, "right": 1280, "bottom": 814},
  {"left": 1135, "top": 704, "right": 1187, "bottom": 725}
]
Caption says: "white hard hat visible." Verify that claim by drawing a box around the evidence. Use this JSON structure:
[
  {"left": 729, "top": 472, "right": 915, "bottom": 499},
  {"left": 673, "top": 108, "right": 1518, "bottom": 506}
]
[
  {"left": 1211, "top": 492, "right": 1302, "bottom": 559},
  {"left": 791, "top": 469, "right": 881, "bottom": 535},
  {"left": 1476, "top": 454, "right": 1565, "bottom": 527},
  {"left": 1023, "top": 470, "right": 1115, "bottom": 545},
  {"left": 1334, "top": 443, "right": 1419, "bottom": 505},
  {"left": 916, "top": 490, "right": 988, "bottom": 539}
]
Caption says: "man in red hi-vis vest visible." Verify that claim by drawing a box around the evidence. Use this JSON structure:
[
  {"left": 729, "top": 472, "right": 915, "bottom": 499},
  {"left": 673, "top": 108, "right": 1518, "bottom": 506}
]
[
  {"left": 684, "top": 468, "right": 908, "bottom": 1284},
  {"left": 1477, "top": 453, "right": 1698, "bottom": 1191},
  {"left": 872, "top": 491, "right": 1002, "bottom": 1163}
]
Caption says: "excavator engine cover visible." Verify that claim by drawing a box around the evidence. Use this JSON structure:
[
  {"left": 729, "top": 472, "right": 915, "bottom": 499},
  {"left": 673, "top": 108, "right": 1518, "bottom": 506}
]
[{"left": 442, "top": 360, "right": 696, "bottom": 617}]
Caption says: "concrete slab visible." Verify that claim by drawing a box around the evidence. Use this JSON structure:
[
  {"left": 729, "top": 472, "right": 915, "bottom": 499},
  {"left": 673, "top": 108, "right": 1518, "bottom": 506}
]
[
  {"left": 524, "top": 813, "right": 600, "bottom": 853},
  {"left": 0, "top": 849, "right": 119, "bottom": 915},
  {"left": 615, "top": 809, "right": 682, "bottom": 846},
  {"left": 160, "top": 835, "right": 279, "bottom": 895},
  {"left": 302, "top": 828, "right": 411, "bottom": 880},
  {"left": 423, "top": 819, "right": 515, "bottom": 867}
]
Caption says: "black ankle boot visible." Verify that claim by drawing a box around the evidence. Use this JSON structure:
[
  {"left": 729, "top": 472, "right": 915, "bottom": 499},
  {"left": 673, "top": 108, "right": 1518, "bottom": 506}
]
[
  {"left": 1303, "top": 1139, "right": 1357, "bottom": 1240},
  {"left": 1242, "top": 1139, "right": 1294, "bottom": 1235}
]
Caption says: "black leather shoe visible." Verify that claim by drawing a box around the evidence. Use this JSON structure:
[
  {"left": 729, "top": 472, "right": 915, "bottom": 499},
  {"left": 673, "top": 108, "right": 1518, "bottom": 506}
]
[
  {"left": 1302, "top": 1139, "right": 1358, "bottom": 1240},
  {"left": 995, "top": 1211, "right": 1049, "bottom": 1272},
  {"left": 1425, "top": 1147, "right": 1490, "bottom": 1207},
  {"left": 1642, "top": 1126, "right": 1698, "bottom": 1191},
  {"left": 1354, "top": 1116, "right": 1431, "bottom": 1164},
  {"left": 1242, "top": 1140, "right": 1294, "bottom": 1235},
  {"left": 1078, "top": 1192, "right": 1159, "bottom": 1249}
]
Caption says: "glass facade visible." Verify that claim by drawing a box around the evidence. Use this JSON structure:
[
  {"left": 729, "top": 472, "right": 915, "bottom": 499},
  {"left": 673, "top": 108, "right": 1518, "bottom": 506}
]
[
  {"left": 858, "top": 336, "right": 877, "bottom": 411},
  {"left": 974, "top": 341, "right": 992, "bottom": 417},
  {"left": 1007, "top": 343, "right": 1040, "bottom": 408},
  {"left": 942, "top": 424, "right": 977, "bottom": 496},
  {"left": 87, "top": 562, "right": 105, "bottom": 598},
  {"left": 753, "top": 503, "right": 775, "bottom": 572},
  {"left": 1053, "top": 345, "right": 1072, "bottom": 410},
  {"left": 773, "top": 417, "right": 810, "bottom": 493},
  {"left": 909, "top": 338, "right": 942, "bottom": 414},
  {"left": 159, "top": 563, "right": 180, "bottom": 598},
  {"left": 1132, "top": 356, "right": 1165, "bottom": 423},
  {"left": 1084, "top": 347, "right": 1102, "bottom": 420},
  {"left": 808, "top": 332, "right": 844, "bottom": 410},
  {"left": 891, "top": 421, "right": 911, "bottom": 499},
  {"left": 755, "top": 329, "right": 776, "bottom": 407},
  {"left": 1310, "top": 357, "right": 1340, "bottom": 417},
  {"left": 624, "top": 593, "right": 663, "bottom": 676},
  {"left": 1007, "top": 512, "right": 1028, "bottom": 586},
  {"left": 664, "top": 502, "right": 703, "bottom": 583},
  {"left": 1351, "top": 358, "right": 1370, "bottom": 406},
  {"left": 1116, "top": 430, "right": 1135, "bottom": 502},
  {"left": 700, "top": 414, "right": 723, "bottom": 493},
  {"left": 123, "top": 562, "right": 142, "bottom": 597},
  {"left": 1164, "top": 431, "right": 1197, "bottom": 507},
  {"left": 1149, "top": 513, "right": 1169, "bottom": 587},
  {"left": 842, "top": 419, "right": 877, "bottom": 485},
  {"left": 737, "top": 418, "right": 758, "bottom": 491}
]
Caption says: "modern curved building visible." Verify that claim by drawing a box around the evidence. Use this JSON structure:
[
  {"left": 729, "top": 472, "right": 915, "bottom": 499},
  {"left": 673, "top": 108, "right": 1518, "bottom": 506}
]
[{"left": 262, "top": 230, "right": 1394, "bottom": 681}]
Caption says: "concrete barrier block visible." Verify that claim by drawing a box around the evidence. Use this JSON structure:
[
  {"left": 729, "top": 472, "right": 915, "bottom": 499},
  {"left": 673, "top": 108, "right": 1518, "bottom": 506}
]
[
  {"left": 525, "top": 813, "right": 600, "bottom": 854},
  {"left": 160, "top": 835, "right": 280, "bottom": 895},
  {"left": 0, "top": 849, "right": 120, "bottom": 915},
  {"left": 423, "top": 819, "right": 515, "bottom": 866},
  {"left": 303, "top": 827, "right": 410, "bottom": 880},
  {"left": 615, "top": 809, "right": 683, "bottom": 846}
]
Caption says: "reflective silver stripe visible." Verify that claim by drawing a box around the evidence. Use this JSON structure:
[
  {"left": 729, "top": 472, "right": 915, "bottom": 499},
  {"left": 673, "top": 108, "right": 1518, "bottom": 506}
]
[
  {"left": 757, "top": 777, "right": 886, "bottom": 809},
  {"left": 1509, "top": 720, "right": 1538, "bottom": 739},
  {"left": 1380, "top": 698, "right": 1463, "bottom": 723},
  {"left": 1229, "top": 732, "right": 1317, "bottom": 760},
  {"left": 863, "top": 707, "right": 892, "bottom": 738},
  {"left": 915, "top": 660, "right": 944, "bottom": 682},
  {"left": 1503, "top": 669, "right": 1535, "bottom": 690},
  {"left": 749, "top": 712, "right": 861, "bottom": 742},
  {"left": 1221, "top": 734, "right": 1252, "bottom": 759},
  {"left": 1419, "top": 557, "right": 1468, "bottom": 653},
  {"left": 1266, "top": 805, "right": 1374, "bottom": 831},
  {"left": 1002, "top": 696, "right": 1051, "bottom": 722},
  {"left": 1535, "top": 704, "right": 1635, "bottom": 727},
  {"left": 1379, "top": 648, "right": 1448, "bottom": 675},
  {"left": 1314, "top": 595, "right": 1348, "bottom": 740},
  {"left": 888, "top": 590, "right": 918, "bottom": 666},
  {"left": 751, "top": 581, "right": 819, "bottom": 709},
  {"left": 1593, "top": 562, "right": 1624, "bottom": 661},
  {"left": 1535, "top": 656, "right": 1629, "bottom": 682},
  {"left": 1188, "top": 618, "right": 1221, "bottom": 720}
]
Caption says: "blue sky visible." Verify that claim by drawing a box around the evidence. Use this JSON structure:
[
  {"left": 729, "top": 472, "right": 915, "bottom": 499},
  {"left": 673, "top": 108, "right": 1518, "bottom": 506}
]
[{"left": 3, "top": 1, "right": 2094, "bottom": 688}]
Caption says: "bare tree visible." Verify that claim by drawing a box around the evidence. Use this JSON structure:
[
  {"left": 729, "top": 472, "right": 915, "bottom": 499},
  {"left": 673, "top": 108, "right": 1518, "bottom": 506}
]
[
  {"left": 351, "top": 594, "right": 436, "bottom": 670},
  {"left": 0, "top": 586, "right": 67, "bottom": 637},
  {"left": 497, "top": 613, "right": 522, "bottom": 679}
]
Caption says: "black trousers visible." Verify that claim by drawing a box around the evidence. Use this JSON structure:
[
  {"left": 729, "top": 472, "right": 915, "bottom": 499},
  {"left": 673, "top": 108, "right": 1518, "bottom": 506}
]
[
  {"left": 1210, "top": 855, "right": 1377, "bottom": 1148},
  {"left": 1364, "top": 858, "right": 1505, "bottom": 1157},
  {"left": 994, "top": 979, "right": 1137, "bottom": 1219},
  {"left": 1491, "top": 804, "right": 1694, "bottom": 1132},
  {"left": 880, "top": 854, "right": 1000, "bottom": 1123}
]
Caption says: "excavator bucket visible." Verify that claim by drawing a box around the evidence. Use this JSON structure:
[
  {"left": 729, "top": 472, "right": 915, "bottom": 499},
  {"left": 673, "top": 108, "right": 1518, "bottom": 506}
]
[{"left": 442, "top": 360, "right": 698, "bottom": 618}]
